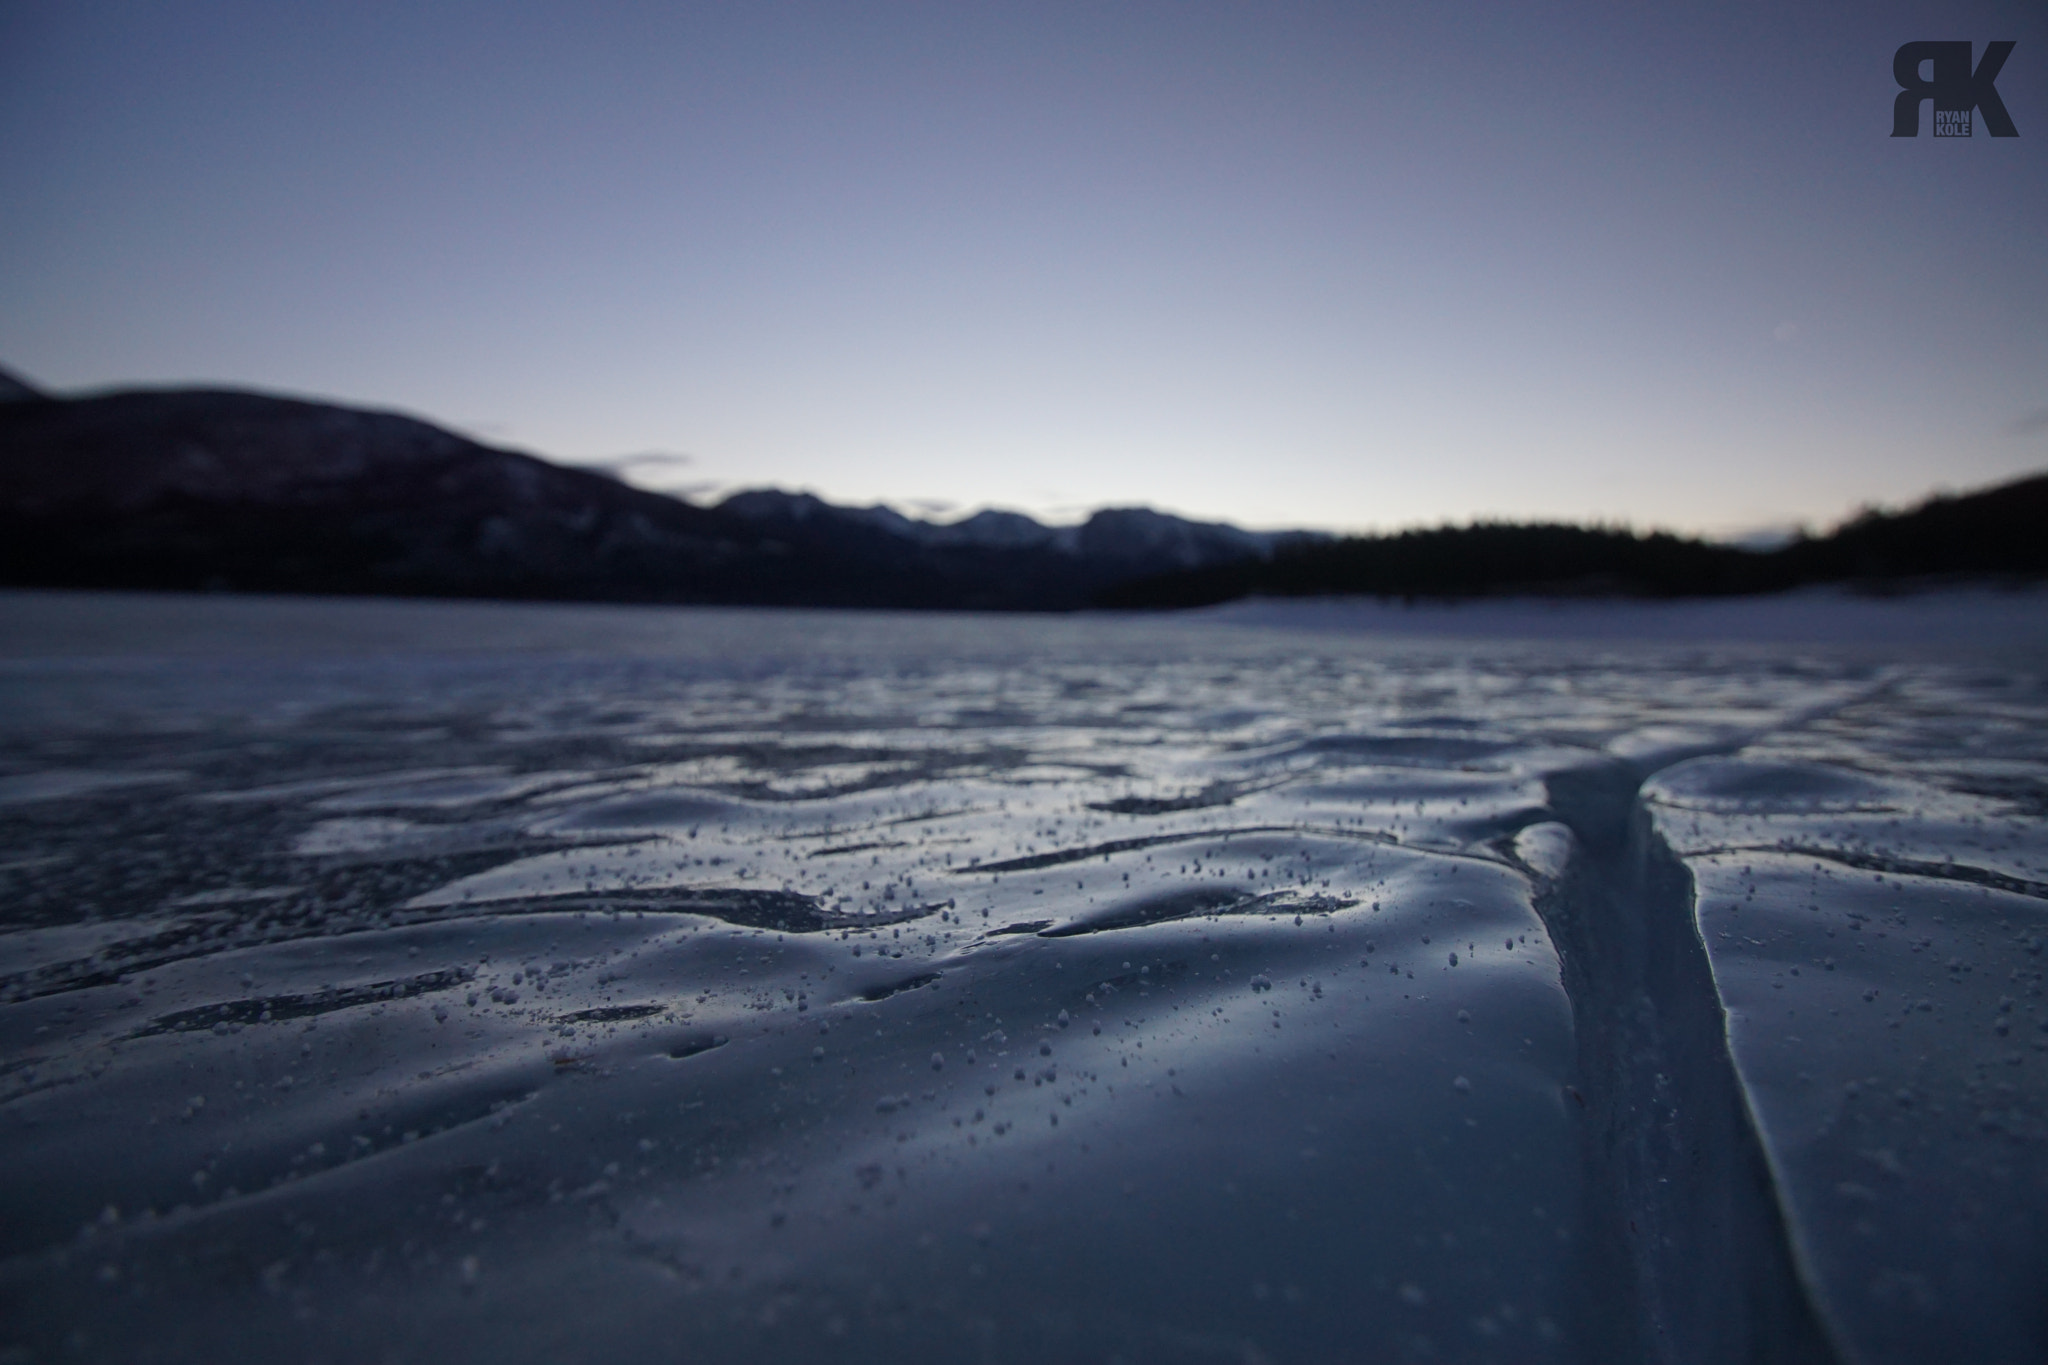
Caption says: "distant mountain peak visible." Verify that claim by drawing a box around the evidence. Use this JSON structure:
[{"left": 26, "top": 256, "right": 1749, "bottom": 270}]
[
  {"left": 713, "top": 487, "right": 1321, "bottom": 566},
  {"left": 717, "top": 488, "right": 1064, "bottom": 549}
]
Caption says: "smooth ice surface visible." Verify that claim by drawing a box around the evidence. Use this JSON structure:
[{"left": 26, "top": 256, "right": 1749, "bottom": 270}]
[
  {"left": 1, "top": 589, "right": 2043, "bottom": 1363},
  {"left": 1647, "top": 674, "right": 2048, "bottom": 1365}
]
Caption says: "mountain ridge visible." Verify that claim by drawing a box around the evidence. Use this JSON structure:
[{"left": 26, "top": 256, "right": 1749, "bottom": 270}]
[
  {"left": 2, "top": 374, "right": 2041, "bottom": 610},
  {"left": 0, "top": 380, "right": 1301, "bottom": 609}
]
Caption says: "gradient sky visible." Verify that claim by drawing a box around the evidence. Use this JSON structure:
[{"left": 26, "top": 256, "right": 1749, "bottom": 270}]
[{"left": 2, "top": 2, "right": 2042, "bottom": 535}]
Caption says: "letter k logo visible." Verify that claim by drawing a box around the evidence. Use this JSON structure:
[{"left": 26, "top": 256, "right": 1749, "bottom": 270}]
[{"left": 1893, "top": 41, "right": 2018, "bottom": 137}]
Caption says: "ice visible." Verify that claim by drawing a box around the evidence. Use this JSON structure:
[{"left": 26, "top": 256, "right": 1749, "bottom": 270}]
[
  {"left": 0, "top": 768, "right": 186, "bottom": 806},
  {"left": 1644, "top": 673, "right": 2048, "bottom": 1365},
  {"left": 0, "top": 589, "right": 2042, "bottom": 1361}
]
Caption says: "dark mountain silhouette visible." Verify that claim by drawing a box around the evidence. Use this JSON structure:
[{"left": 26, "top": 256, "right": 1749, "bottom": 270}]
[
  {"left": 1100, "top": 475, "right": 2048, "bottom": 607},
  {"left": 0, "top": 381, "right": 1296, "bottom": 608},
  {"left": 0, "top": 365, "right": 48, "bottom": 404},
  {"left": 2, "top": 374, "right": 2039, "bottom": 611},
  {"left": 710, "top": 487, "right": 1325, "bottom": 602},
  {"left": 1771, "top": 476, "right": 2048, "bottom": 583}
]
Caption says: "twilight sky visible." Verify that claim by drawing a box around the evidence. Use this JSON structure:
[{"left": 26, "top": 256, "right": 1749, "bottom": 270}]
[{"left": 1, "top": 2, "right": 2042, "bottom": 536}]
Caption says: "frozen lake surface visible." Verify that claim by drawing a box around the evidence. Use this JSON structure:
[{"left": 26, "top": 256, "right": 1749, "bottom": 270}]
[{"left": 1, "top": 589, "right": 2044, "bottom": 1364}]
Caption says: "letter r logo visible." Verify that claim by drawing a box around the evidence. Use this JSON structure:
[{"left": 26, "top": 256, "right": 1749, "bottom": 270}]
[{"left": 1893, "top": 41, "right": 2018, "bottom": 137}]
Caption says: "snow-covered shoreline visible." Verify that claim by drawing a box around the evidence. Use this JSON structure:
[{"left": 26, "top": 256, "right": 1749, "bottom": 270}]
[
  {"left": 1193, "top": 585, "right": 2048, "bottom": 653},
  {"left": 3, "top": 584, "right": 2043, "bottom": 666}
]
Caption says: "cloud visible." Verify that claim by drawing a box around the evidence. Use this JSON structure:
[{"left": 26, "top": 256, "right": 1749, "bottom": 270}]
[
  {"left": 575, "top": 451, "right": 704, "bottom": 487},
  {"left": 2006, "top": 408, "right": 2048, "bottom": 437},
  {"left": 568, "top": 452, "right": 718, "bottom": 498},
  {"left": 587, "top": 451, "right": 695, "bottom": 476}
]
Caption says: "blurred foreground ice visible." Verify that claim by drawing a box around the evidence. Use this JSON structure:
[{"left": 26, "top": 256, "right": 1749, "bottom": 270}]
[{"left": 0, "top": 590, "right": 2042, "bottom": 1364}]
